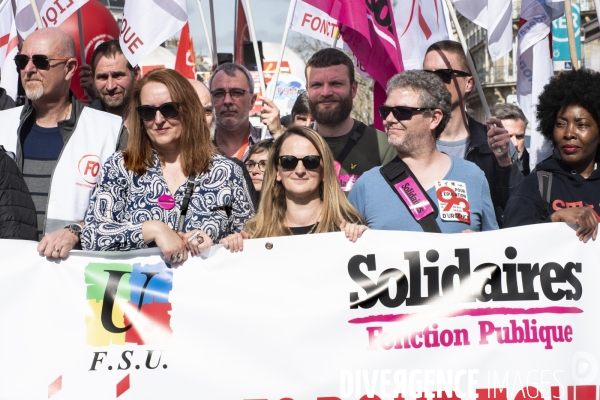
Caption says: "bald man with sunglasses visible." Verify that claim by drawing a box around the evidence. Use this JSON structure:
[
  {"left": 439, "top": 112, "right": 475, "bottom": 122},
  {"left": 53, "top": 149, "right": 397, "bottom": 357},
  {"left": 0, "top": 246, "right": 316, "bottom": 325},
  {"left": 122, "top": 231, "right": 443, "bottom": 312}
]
[
  {"left": 423, "top": 40, "right": 522, "bottom": 227},
  {"left": 0, "top": 28, "right": 124, "bottom": 258},
  {"left": 348, "top": 70, "right": 498, "bottom": 233}
]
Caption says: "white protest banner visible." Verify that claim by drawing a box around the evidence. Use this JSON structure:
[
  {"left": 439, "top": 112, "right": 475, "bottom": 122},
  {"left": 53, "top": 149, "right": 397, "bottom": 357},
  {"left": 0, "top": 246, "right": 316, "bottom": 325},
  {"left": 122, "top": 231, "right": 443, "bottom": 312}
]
[
  {"left": 0, "top": 0, "right": 18, "bottom": 100},
  {"left": 119, "top": 0, "right": 187, "bottom": 68},
  {"left": 517, "top": 0, "right": 564, "bottom": 170},
  {"left": 14, "top": 0, "right": 89, "bottom": 38},
  {"left": 453, "top": 0, "right": 513, "bottom": 62},
  {"left": 0, "top": 224, "right": 598, "bottom": 399},
  {"left": 395, "top": 0, "right": 451, "bottom": 70},
  {"left": 289, "top": 0, "right": 344, "bottom": 48}
]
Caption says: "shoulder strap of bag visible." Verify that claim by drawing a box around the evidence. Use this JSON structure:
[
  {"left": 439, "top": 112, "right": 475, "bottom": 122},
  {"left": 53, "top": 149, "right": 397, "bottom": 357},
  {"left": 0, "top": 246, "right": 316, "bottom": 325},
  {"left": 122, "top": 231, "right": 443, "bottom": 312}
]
[
  {"left": 379, "top": 157, "right": 442, "bottom": 233},
  {"left": 177, "top": 174, "right": 197, "bottom": 232},
  {"left": 536, "top": 171, "right": 553, "bottom": 219},
  {"left": 335, "top": 122, "right": 367, "bottom": 164}
]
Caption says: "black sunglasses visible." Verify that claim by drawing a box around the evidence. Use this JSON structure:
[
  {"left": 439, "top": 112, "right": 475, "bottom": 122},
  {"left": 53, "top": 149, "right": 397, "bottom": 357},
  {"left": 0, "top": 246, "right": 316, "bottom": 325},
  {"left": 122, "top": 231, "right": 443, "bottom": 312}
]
[
  {"left": 424, "top": 69, "right": 472, "bottom": 84},
  {"left": 136, "top": 102, "right": 180, "bottom": 121},
  {"left": 379, "top": 105, "right": 433, "bottom": 121},
  {"left": 279, "top": 155, "right": 322, "bottom": 171},
  {"left": 14, "top": 54, "right": 71, "bottom": 70}
]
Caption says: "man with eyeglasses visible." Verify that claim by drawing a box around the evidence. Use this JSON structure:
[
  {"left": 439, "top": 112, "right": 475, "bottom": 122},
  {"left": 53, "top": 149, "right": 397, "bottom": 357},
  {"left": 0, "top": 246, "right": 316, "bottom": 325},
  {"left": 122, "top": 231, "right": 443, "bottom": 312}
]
[
  {"left": 348, "top": 70, "right": 498, "bottom": 233},
  {"left": 305, "top": 48, "right": 396, "bottom": 193},
  {"left": 490, "top": 103, "right": 530, "bottom": 176},
  {"left": 209, "top": 62, "right": 283, "bottom": 161},
  {"left": 0, "top": 28, "right": 124, "bottom": 258},
  {"left": 423, "top": 40, "right": 522, "bottom": 227}
]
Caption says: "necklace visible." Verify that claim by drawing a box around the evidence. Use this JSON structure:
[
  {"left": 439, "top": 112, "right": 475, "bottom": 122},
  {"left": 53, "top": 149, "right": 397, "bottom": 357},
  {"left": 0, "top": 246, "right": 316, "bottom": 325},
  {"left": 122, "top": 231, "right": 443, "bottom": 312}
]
[{"left": 307, "top": 222, "right": 318, "bottom": 234}]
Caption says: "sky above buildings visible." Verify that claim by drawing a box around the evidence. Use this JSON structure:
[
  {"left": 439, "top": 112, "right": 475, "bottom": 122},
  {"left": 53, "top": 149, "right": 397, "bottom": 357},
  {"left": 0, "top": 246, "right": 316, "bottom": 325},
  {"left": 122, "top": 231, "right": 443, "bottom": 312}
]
[{"left": 186, "top": 0, "right": 301, "bottom": 58}]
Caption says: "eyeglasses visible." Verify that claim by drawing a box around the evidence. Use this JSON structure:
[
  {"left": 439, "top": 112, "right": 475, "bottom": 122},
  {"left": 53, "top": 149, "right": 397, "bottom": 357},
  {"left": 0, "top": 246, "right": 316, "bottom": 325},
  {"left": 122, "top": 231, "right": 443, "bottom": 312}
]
[
  {"left": 136, "top": 102, "right": 180, "bottom": 121},
  {"left": 378, "top": 105, "right": 434, "bottom": 121},
  {"left": 424, "top": 69, "right": 472, "bottom": 84},
  {"left": 14, "top": 54, "right": 71, "bottom": 70},
  {"left": 244, "top": 160, "right": 267, "bottom": 172},
  {"left": 210, "top": 88, "right": 250, "bottom": 101},
  {"left": 279, "top": 155, "right": 322, "bottom": 171}
]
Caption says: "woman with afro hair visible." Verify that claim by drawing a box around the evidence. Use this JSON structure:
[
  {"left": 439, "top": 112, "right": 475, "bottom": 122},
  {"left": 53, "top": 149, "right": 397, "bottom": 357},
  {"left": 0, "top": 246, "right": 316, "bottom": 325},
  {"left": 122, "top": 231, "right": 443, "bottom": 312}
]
[{"left": 504, "top": 69, "right": 600, "bottom": 242}]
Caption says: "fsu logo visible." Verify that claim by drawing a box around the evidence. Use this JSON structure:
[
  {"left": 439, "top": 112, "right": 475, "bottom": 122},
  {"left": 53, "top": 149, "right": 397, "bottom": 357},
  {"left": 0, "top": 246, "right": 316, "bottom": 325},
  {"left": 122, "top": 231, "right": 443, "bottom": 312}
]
[
  {"left": 78, "top": 154, "right": 101, "bottom": 185},
  {"left": 85, "top": 262, "right": 174, "bottom": 347}
]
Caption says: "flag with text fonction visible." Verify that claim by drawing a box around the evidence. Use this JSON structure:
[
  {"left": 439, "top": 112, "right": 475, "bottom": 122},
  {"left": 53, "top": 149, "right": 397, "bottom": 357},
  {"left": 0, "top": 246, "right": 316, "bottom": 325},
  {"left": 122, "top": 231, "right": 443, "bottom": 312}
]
[
  {"left": 14, "top": 0, "right": 89, "bottom": 38},
  {"left": 453, "top": 0, "right": 513, "bottom": 62},
  {"left": 303, "top": 0, "right": 403, "bottom": 130},
  {"left": 0, "top": 0, "right": 18, "bottom": 100},
  {"left": 174, "top": 23, "right": 196, "bottom": 79},
  {"left": 517, "top": 0, "right": 564, "bottom": 170},
  {"left": 120, "top": 0, "right": 188, "bottom": 68},
  {"left": 395, "top": 0, "right": 451, "bottom": 71},
  {"left": 288, "top": 0, "right": 344, "bottom": 49}
]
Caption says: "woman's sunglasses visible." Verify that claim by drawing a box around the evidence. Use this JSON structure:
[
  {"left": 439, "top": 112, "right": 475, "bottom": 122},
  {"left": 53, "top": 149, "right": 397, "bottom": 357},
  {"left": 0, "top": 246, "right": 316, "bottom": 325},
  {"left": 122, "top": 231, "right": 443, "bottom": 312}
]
[
  {"left": 14, "top": 54, "right": 71, "bottom": 70},
  {"left": 424, "top": 68, "right": 472, "bottom": 84},
  {"left": 378, "top": 105, "right": 433, "bottom": 121},
  {"left": 136, "top": 102, "right": 180, "bottom": 121},
  {"left": 279, "top": 155, "right": 322, "bottom": 171}
]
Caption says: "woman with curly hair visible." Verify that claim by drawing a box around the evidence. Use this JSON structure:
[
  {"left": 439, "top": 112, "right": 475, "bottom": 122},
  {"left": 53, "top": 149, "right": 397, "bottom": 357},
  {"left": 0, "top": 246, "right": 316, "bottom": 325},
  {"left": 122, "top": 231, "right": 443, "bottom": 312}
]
[
  {"left": 220, "top": 125, "right": 367, "bottom": 251},
  {"left": 504, "top": 69, "right": 600, "bottom": 242}
]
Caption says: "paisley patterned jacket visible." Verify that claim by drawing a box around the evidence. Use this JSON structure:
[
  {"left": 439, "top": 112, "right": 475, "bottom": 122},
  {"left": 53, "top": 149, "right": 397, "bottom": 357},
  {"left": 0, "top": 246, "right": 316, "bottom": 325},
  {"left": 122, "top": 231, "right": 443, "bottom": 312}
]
[{"left": 81, "top": 150, "right": 254, "bottom": 251}]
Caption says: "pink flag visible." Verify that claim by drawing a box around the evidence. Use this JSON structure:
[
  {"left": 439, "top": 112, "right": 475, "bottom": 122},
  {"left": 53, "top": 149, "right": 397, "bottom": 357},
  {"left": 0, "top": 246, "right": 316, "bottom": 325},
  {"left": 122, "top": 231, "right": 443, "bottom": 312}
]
[{"left": 303, "top": 0, "right": 403, "bottom": 129}]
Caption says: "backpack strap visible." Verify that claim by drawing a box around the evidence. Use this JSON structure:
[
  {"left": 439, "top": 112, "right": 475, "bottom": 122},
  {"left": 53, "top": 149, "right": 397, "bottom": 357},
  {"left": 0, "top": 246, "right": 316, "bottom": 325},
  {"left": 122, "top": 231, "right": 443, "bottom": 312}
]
[
  {"left": 380, "top": 157, "right": 442, "bottom": 233},
  {"left": 536, "top": 171, "right": 553, "bottom": 219},
  {"left": 335, "top": 122, "right": 367, "bottom": 164}
]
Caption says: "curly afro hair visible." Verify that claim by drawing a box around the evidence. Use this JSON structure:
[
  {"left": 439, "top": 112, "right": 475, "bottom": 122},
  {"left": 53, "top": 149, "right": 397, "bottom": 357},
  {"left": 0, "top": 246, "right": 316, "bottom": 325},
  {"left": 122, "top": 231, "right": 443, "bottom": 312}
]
[{"left": 536, "top": 69, "right": 600, "bottom": 144}]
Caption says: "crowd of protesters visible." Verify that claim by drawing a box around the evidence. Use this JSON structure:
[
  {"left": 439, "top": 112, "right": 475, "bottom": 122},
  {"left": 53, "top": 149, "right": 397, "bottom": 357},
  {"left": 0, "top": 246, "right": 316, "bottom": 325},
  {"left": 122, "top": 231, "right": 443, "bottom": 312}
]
[{"left": 0, "top": 27, "right": 598, "bottom": 263}]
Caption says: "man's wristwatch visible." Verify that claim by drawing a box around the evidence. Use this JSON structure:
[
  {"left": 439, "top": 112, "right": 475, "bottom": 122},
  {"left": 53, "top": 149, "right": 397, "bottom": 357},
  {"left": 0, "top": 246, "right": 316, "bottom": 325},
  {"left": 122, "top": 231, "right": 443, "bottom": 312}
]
[{"left": 65, "top": 223, "right": 82, "bottom": 239}]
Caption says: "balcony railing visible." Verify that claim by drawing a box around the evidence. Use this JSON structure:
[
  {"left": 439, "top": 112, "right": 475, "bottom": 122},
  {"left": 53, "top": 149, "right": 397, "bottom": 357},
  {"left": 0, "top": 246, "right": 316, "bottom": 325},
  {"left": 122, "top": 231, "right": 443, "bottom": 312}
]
[
  {"left": 477, "top": 65, "right": 516, "bottom": 85},
  {"left": 580, "top": 0, "right": 597, "bottom": 11}
]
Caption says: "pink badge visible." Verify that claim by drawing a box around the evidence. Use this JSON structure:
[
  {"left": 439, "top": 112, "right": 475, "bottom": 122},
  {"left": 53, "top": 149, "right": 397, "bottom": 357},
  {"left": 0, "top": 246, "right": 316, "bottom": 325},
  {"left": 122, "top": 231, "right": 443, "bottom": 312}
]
[
  {"left": 339, "top": 174, "right": 360, "bottom": 192},
  {"left": 157, "top": 194, "right": 176, "bottom": 210},
  {"left": 394, "top": 177, "right": 434, "bottom": 220}
]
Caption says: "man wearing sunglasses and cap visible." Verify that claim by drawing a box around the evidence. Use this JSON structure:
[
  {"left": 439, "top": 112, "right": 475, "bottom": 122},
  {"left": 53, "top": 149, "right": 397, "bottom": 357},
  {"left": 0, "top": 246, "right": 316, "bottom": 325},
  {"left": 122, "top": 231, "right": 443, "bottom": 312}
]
[
  {"left": 0, "top": 28, "right": 124, "bottom": 258},
  {"left": 423, "top": 40, "right": 522, "bottom": 227},
  {"left": 348, "top": 70, "right": 498, "bottom": 233}
]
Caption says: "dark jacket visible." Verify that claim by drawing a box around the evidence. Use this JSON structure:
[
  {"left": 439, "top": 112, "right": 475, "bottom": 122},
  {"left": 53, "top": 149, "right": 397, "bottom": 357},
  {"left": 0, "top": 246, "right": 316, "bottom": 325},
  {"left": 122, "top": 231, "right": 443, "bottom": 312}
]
[
  {"left": 466, "top": 115, "right": 524, "bottom": 227},
  {"left": 0, "top": 87, "right": 15, "bottom": 110},
  {"left": 504, "top": 151, "right": 600, "bottom": 227},
  {"left": 0, "top": 147, "right": 37, "bottom": 240}
]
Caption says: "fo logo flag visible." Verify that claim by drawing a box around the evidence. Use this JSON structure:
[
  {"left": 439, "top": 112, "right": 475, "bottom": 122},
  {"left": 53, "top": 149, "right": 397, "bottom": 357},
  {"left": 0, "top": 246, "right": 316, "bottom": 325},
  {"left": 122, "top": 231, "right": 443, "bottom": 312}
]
[{"left": 85, "top": 262, "right": 174, "bottom": 347}]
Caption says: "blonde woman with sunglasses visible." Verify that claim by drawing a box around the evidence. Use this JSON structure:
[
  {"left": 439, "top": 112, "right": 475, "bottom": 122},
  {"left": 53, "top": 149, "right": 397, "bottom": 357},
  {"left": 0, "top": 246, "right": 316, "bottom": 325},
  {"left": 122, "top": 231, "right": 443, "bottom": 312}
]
[{"left": 220, "top": 126, "right": 368, "bottom": 252}]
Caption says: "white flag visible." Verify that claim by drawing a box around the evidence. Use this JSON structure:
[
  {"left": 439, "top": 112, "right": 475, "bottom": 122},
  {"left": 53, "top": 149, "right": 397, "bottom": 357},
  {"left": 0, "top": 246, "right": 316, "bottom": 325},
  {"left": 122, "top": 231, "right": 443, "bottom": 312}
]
[
  {"left": 0, "top": 0, "right": 18, "bottom": 100},
  {"left": 394, "top": 0, "right": 451, "bottom": 70},
  {"left": 453, "top": 0, "right": 513, "bottom": 62},
  {"left": 14, "top": 0, "right": 89, "bottom": 39},
  {"left": 288, "top": 0, "right": 344, "bottom": 49},
  {"left": 517, "top": 0, "right": 564, "bottom": 170},
  {"left": 120, "top": 0, "right": 188, "bottom": 68}
]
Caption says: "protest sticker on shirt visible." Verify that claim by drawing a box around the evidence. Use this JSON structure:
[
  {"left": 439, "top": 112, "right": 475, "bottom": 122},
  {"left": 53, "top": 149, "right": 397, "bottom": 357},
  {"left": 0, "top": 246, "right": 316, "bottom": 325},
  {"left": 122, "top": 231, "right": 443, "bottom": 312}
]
[{"left": 435, "top": 180, "right": 471, "bottom": 224}]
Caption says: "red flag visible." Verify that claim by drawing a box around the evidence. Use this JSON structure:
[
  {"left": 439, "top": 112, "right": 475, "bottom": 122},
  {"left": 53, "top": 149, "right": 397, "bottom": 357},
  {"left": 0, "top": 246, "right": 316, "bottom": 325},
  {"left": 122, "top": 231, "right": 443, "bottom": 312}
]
[
  {"left": 302, "top": 0, "right": 403, "bottom": 129},
  {"left": 175, "top": 23, "right": 196, "bottom": 79},
  {"left": 234, "top": 0, "right": 250, "bottom": 65}
]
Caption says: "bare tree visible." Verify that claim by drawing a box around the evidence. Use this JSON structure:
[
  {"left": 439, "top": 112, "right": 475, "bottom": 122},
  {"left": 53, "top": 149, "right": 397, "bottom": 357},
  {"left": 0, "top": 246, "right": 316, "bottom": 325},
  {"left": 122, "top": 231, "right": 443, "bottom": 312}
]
[{"left": 290, "top": 35, "right": 374, "bottom": 125}]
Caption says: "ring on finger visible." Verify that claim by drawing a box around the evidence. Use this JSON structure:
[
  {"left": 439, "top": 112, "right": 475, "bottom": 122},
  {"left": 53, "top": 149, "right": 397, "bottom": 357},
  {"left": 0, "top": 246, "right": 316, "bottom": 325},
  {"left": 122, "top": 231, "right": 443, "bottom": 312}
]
[
  {"left": 177, "top": 253, "right": 183, "bottom": 261},
  {"left": 54, "top": 248, "right": 60, "bottom": 253},
  {"left": 170, "top": 254, "right": 176, "bottom": 261}
]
